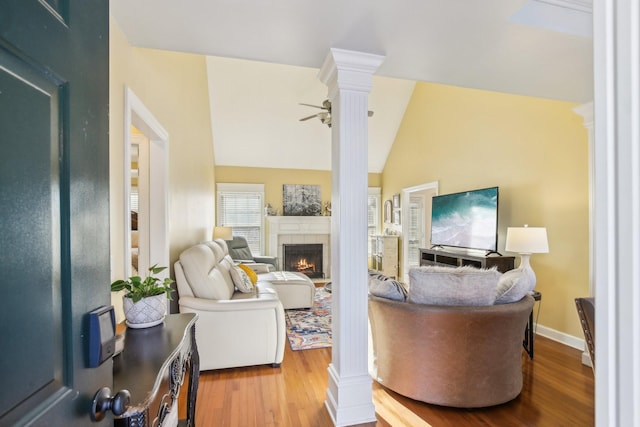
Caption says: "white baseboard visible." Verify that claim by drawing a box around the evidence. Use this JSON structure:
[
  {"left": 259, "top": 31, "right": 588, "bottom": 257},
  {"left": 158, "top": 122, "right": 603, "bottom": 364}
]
[
  {"left": 581, "top": 350, "right": 593, "bottom": 367},
  {"left": 535, "top": 324, "right": 593, "bottom": 367},
  {"left": 535, "top": 323, "right": 584, "bottom": 350}
]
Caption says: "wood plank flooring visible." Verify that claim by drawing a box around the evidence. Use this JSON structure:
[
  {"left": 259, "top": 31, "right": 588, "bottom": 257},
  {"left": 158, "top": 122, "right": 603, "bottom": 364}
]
[{"left": 189, "top": 334, "right": 594, "bottom": 426}]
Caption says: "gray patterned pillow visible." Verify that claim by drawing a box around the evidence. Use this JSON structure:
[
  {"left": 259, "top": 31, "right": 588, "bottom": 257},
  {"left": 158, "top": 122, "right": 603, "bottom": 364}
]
[
  {"left": 368, "top": 270, "right": 408, "bottom": 301},
  {"left": 229, "top": 265, "right": 255, "bottom": 293},
  {"left": 408, "top": 265, "right": 501, "bottom": 306}
]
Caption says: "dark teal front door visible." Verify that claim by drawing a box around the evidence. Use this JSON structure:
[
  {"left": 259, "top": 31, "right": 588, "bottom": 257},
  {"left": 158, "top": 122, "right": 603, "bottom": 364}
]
[{"left": 0, "top": 1, "right": 111, "bottom": 425}]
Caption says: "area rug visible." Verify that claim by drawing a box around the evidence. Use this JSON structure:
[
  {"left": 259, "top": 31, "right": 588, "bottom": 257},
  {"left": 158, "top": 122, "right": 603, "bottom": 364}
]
[{"left": 285, "top": 287, "right": 332, "bottom": 350}]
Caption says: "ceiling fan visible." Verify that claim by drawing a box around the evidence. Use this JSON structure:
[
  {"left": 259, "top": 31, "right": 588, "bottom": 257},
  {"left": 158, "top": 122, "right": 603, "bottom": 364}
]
[{"left": 299, "top": 99, "right": 373, "bottom": 128}]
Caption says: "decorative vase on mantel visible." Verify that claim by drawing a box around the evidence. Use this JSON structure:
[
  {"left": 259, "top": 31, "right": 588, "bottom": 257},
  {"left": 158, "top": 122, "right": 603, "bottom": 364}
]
[{"left": 122, "top": 294, "right": 167, "bottom": 328}]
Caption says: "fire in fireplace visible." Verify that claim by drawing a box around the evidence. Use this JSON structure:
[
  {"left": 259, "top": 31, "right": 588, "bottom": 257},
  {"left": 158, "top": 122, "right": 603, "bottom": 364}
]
[{"left": 283, "top": 243, "right": 323, "bottom": 279}]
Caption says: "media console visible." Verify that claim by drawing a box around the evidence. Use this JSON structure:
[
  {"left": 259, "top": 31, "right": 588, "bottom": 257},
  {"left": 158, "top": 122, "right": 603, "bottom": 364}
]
[{"left": 419, "top": 247, "right": 515, "bottom": 273}]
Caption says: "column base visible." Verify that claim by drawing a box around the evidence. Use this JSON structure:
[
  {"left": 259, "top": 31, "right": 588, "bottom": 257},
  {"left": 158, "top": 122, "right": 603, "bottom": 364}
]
[{"left": 325, "top": 363, "right": 376, "bottom": 426}]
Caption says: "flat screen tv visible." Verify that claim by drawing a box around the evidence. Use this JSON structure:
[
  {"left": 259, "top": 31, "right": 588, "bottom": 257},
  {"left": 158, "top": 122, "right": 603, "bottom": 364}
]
[{"left": 430, "top": 186, "right": 499, "bottom": 253}]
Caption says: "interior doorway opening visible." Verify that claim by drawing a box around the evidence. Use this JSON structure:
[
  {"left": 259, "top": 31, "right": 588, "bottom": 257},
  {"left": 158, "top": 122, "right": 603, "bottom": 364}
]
[
  {"left": 401, "top": 181, "right": 438, "bottom": 282},
  {"left": 123, "top": 88, "right": 170, "bottom": 301}
]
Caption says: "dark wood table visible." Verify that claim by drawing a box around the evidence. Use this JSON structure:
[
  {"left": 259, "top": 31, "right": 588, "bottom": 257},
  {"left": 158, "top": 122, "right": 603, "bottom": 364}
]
[
  {"left": 523, "top": 291, "right": 542, "bottom": 359},
  {"left": 113, "top": 313, "right": 199, "bottom": 426}
]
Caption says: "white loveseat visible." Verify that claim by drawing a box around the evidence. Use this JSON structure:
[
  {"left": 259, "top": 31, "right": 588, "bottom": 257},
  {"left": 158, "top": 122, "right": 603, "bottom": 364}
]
[
  {"left": 174, "top": 239, "right": 316, "bottom": 370},
  {"left": 175, "top": 240, "right": 286, "bottom": 370}
]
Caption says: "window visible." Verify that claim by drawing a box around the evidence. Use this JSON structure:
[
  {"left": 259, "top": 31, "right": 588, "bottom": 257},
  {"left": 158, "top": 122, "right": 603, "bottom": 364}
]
[
  {"left": 217, "top": 183, "right": 265, "bottom": 255},
  {"left": 368, "top": 188, "right": 381, "bottom": 255}
]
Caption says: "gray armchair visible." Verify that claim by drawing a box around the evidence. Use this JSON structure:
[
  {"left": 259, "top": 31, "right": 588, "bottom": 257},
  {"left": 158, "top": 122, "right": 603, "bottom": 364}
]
[{"left": 227, "top": 235, "right": 278, "bottom": 271}]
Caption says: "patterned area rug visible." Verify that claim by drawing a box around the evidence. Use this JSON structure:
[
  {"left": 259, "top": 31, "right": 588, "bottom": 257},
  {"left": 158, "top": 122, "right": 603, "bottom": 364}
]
[{"left": 285, "top": 287, "right": 332, "bottom": 350}]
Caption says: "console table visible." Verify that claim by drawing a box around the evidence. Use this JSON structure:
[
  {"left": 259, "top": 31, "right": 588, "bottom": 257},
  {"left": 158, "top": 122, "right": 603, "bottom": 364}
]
[
  {"left": 113, "top": 313, "right": 199, "bottom": 427},
  {"left": 419, "top": 247, "right": 515, "bottom": 273}
]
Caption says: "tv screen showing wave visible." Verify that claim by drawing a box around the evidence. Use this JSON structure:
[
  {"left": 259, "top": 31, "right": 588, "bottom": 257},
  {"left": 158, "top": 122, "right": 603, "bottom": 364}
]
[{"left": 430, "top": 187, "right": 499, "bottom": 252}]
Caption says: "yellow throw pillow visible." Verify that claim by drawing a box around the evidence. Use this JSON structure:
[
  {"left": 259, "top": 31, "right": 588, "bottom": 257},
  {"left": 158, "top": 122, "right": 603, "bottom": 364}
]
[{"left": 238, "top": 263, "right": 258, "bottom": 285}]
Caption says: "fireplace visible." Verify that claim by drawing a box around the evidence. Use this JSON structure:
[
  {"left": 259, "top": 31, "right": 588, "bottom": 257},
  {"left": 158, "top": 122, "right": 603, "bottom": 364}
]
[
  {"left": 283, "top": 243, "right": 324, "bottom": 279},
  {"left": 267, "top": 216, "right": 331, "bottom": 279}
]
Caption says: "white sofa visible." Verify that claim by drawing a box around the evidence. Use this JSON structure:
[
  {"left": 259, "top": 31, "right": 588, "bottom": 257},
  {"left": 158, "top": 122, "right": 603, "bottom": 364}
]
[
  {"left": 174, "top": 239, "right": 315, "bottom": 371},
  {"left": 175, "top": 241, "right": 286, "bottom": 370},
  {"left": 204, "top": 239, "right": 316, "bottom": 310}
]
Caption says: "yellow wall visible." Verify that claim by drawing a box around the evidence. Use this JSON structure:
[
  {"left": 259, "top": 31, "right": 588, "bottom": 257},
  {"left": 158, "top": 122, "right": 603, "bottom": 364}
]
[
  {"left": 215, "top": 166, "right": 381, "bottom": 253},
  {"left": 109, "top": 18, "right": 216, "bottom": 319},
  {"left": 216, "top": 166, "right": 381, "bottom": 212},
  {"left": 383, "top": 82, "right": 589, "bottom": 337},
  {"left": 108, "top": 20, "right": 588, "bottom": 337}
]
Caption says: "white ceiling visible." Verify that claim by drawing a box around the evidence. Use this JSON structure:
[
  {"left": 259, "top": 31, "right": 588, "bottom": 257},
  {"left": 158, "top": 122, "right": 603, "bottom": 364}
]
[{"left": 110, "top": 0, "right": 593, "bottom": 172}]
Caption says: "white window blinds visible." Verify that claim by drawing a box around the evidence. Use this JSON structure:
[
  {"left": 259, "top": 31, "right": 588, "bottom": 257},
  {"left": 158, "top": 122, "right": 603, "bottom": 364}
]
[
  {"left": 368, "top": 188, "right": 381, "bottom": 255},
  {"left": 217, "top": 183, "right": 265, "bottom": 255}
]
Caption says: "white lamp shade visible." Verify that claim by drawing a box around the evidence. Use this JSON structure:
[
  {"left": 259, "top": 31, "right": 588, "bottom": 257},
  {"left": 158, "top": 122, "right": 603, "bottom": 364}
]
[
  {"left": 505, "top": 226, "right": 549, "bottom": 254},
  {"left": 213, "top": 226, "right": 233, "bottom": 240}
]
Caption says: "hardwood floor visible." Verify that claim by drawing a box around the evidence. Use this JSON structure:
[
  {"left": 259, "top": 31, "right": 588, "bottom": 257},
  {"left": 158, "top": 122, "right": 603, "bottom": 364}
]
[{"left": 189, "top": 335, "right": 594, "bottom": 426}]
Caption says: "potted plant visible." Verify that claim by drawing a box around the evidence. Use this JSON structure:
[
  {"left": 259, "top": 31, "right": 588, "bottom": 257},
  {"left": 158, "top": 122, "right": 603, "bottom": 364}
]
[{"left": 111, "top": 264, "right": 174, "bottom": 328}]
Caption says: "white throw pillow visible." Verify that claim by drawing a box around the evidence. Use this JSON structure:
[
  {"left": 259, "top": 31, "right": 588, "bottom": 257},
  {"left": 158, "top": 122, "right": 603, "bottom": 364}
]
[
  {"left": 495, "top": 268, "right": 534, "bottom": 304},
  {"left": 408, "top": 265, "right": 501, "bottom": 306},
  {"left": 229, "top": 265, "right": 255, "bottom": 293}
]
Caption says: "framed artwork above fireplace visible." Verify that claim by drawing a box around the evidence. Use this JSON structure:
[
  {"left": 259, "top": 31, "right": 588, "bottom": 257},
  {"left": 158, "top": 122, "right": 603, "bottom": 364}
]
[{"left": 283, "top": 184, "right": 322, "bottom": 216}]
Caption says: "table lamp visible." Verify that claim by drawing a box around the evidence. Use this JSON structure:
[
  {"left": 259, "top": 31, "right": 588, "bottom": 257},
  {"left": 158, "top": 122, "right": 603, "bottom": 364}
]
[
  {"left": 505, "top": 225, "right": 549, "bottom": 290},
  {"left": 213, "top": 226, "right": 233, "bottom": 241}
]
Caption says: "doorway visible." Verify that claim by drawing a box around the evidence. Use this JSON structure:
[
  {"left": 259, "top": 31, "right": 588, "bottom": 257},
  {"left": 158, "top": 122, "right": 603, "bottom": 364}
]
[
  {"left": 401, "top": 181, "right": 438, "bottom": 282},
  {"left": 123, "top": 88, "right": 169, "bottom": 288}
]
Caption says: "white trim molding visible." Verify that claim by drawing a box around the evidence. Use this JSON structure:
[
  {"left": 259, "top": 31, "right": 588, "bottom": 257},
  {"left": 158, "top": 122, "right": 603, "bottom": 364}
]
[
  {"left": 593, "top": 1, "right": 640, "bottom": 425},
  {"left": 123, "top": 86, "right": 170, "bottom": 315},
  {"left": 573, "top": 101, "right": 595, "bottom": 367}
]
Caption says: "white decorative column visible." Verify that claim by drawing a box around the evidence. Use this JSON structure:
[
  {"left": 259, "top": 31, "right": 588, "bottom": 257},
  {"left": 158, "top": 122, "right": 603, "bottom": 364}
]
[
  {"left": 573, "top": 102, "right": 594, "bottom": 368},
  {"left": 319, "top": 48, "right": 384, "bottom": 426},
  {"left": 593, "top": 1, "right": 640, "bottom": 425}
]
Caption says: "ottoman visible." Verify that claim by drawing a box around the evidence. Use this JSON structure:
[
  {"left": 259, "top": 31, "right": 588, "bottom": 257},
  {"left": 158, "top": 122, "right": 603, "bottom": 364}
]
[{"left": 258, "top": 271, "right": 316, "bottom": 309}]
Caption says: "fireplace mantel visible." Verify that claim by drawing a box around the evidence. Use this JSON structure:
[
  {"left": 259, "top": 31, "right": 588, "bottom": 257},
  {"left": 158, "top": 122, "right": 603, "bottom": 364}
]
[
  {"left": 266, "top": 216, "right": 331, "bottom": 277},
  {"left": 267, "top": 216, "right": 331, "bottom": 235}
]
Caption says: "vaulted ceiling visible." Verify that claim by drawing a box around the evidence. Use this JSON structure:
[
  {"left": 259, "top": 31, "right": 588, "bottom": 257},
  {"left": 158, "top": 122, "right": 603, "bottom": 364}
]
[{"left": 110, "top": 0, "right": 593, "bottom": 172}]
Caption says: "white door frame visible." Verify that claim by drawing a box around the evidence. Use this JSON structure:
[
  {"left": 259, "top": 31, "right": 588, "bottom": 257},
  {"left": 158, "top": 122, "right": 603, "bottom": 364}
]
[
  {"left": 123, "top": 87, "right": 170, "bottom": 285},
  {"left": 401, "top": 181, "right": 438, "bottom": 282}
]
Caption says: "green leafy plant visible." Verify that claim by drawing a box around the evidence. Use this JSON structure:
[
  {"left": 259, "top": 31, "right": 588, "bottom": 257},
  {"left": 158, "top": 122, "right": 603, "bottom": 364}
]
[{"left": 111, "top": 264, "right": 174, "bottom": 303}]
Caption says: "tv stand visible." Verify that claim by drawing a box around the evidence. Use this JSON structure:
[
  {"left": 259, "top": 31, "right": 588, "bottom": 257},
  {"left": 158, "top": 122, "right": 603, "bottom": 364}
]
[{"left": 419, "top": 247, "right": 514, "bottom": 273}]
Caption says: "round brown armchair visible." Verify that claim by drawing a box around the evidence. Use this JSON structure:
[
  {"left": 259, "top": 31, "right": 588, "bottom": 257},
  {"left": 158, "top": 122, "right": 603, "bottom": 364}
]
[{"left": 368, "top": 294, "right": 534, "bottom": 408}]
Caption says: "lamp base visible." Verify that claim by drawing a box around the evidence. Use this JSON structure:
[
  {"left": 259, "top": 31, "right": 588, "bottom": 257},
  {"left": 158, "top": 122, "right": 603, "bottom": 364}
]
[{"left": 518, "top": 253, "right": 537, "bottom": 292}]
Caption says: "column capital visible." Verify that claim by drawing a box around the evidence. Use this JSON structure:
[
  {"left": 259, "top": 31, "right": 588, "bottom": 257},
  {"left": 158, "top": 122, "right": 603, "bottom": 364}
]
[{"left": 319, "top": 48, "right": 385, "bottom": 97}]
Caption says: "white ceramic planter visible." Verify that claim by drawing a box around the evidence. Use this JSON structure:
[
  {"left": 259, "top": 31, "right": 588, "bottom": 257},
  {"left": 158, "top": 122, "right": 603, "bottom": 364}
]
[{"left": 123, "top": 294, "right": 167, "bottom": 328}]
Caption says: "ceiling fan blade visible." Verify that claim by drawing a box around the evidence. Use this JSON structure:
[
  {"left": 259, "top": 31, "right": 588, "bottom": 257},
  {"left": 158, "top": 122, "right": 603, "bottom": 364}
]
[
  {"left": 299, "top": 103, "right": 326, "bottom": 110},
  {"left": 299, "top": 114, "right": 319, "bottom": 121}
]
